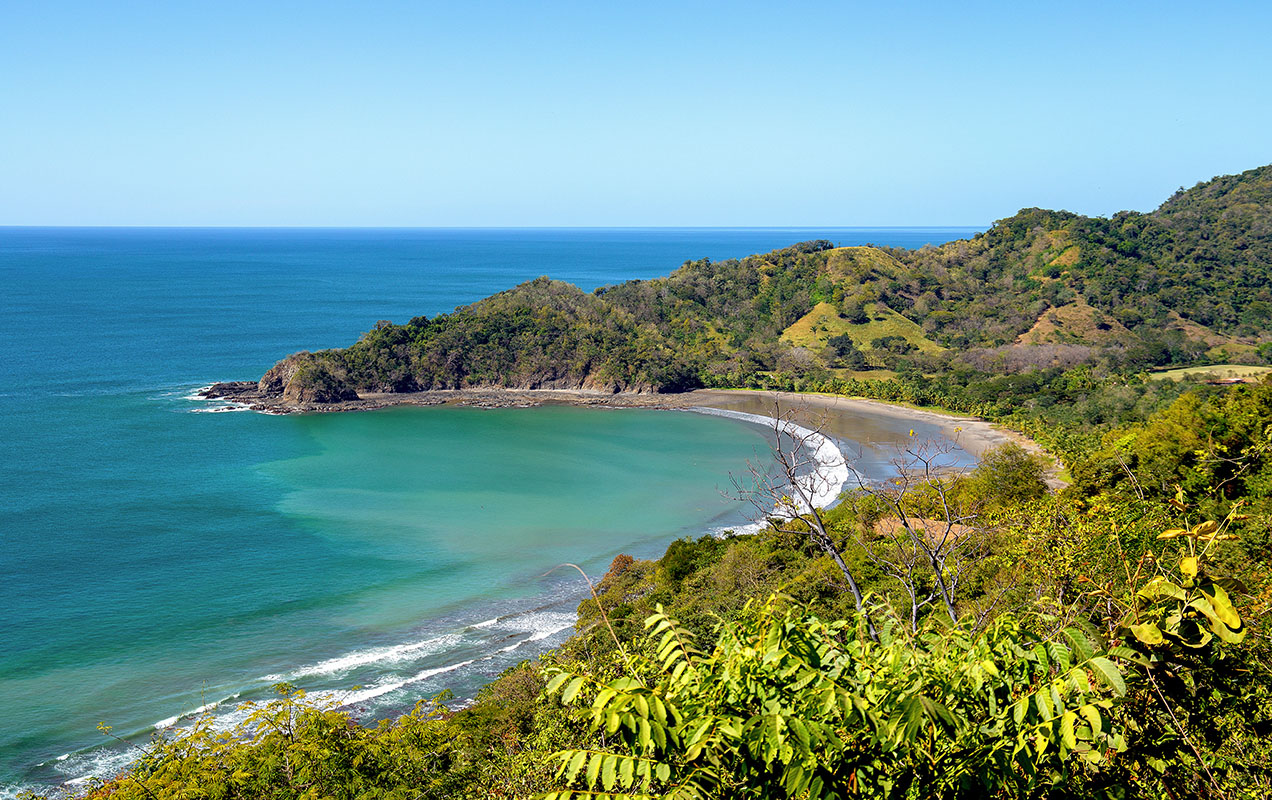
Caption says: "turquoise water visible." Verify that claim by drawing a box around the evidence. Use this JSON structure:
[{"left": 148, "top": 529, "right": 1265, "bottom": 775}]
[{"left": 0, "top": 227, "right": 979, "bottom": 793}]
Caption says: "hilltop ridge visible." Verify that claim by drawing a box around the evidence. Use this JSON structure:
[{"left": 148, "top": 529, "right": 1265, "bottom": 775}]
[{"left": 229, "top": 165, "right": 1272, "bottom": 407}]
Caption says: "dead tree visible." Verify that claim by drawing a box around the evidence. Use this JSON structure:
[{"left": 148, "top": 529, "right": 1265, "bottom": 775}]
[
  {"left": 845, "top": 438, "right": 987, "bottom": 631},
  {"left": 731, "top": 403, "right": 877, "bottom": 641}
]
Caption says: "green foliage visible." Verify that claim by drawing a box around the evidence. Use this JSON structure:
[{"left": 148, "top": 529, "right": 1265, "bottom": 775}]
[
  {"left": 828, "top": 333, "right": 869, "bottom": 369},
  {"left": 544, "top": 600, "right": 1127, "bottom": 798},
  {"left": 545, "top": 531, "right": 1255, "bottom": 799},
  {"left": 260, "top": 165, "right": 1272, "bottom": 402},
  {"left": 660, "top": 535, "right": 727, "bottom": 585},
  {"left": 1073, "top": 377, "right": 1272, "bottom": 515},
  {"left": 84, "top": 686, "right": 476, "bottom": 799},
  {"left": 870, "top": 335, "right": 917, "bottom": 355},
  {"left": 70, "top": 670, "right": 592, "bottom": 800},
  {"left": 965, "top": 443, "right": 1050, "bottom": 508}
]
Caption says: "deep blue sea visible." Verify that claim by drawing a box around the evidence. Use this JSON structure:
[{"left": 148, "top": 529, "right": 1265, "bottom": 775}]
[{"left": 0, "top": 227, "right": 979, "bottom": 795}]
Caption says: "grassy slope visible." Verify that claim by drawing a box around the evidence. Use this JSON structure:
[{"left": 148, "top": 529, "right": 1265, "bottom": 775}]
[
  {"left": 782, "top": 301, "right": 942, "bottom": 357},
  {"left": 1148, "top": 364, "right": 1272, "bottom": 381},
  {"left": 1015, "top": 296, "right": 1130, "bottom": 345}
]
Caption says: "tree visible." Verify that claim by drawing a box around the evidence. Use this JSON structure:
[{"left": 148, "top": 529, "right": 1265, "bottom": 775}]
[
  {"left": 964, "top": 441, "right": 1050, "bottom": 507},
  {"left": 730, "top": 402, "right": 876, "bottom": 639},
  {"left": 541, "top": 517, "right": 1254, "bottom": 800},
  {"left": 826, "top": 334, "right": 867, "bottom": 369},
  {"left": 843, "top": 438, "right": 986, "bottom": 630}
]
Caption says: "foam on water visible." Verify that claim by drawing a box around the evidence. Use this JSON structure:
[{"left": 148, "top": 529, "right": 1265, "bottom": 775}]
[
  {"left": 153, "top": 694, "right": 240, "bottom": 730},
  {"left": 42, "top": 746, "right": 139, "bottom": 796},
  {"left": 689, "top": 407, "right": 851, "bottom": 532},
  {"left": 266, "top": 633, "right": 463, "bottom": 681},
  {"left": 174, "top": 382, "right": 253, "bottom": 413},
  {"left": 516, "top": 611, "right": 578, "bottom": 642}
]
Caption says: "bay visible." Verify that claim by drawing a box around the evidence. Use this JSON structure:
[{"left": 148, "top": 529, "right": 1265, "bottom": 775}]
[{"left": 0, "top": 226, "right": 979, "bottom": 793}]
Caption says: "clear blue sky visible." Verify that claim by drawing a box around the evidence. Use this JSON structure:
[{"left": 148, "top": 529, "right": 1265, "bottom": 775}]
[{"left": 2, "top": 1, "right": 1269, "bottom": 226}]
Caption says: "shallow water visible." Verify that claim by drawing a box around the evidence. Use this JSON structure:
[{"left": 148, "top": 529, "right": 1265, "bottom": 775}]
[{"left": 0, "top": 226, "right": 979, "bottom": 793}]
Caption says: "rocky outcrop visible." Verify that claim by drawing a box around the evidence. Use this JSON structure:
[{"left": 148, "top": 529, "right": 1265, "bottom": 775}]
[
  {"left": 258, "top": 354, "right": 304, "bottom": 395},
  {"left": 203, "top": 381, "right": 260, "bottom": 399},
  {"left": 281, "top": 369, "right": 359, "bottom": 404},
  {"left": 255, "top": 352, "right": 360, "bottom": 404}
]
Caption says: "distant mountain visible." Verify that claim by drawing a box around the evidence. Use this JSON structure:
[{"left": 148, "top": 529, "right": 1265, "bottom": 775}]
[{"left": 253, "top": 166, "right": 1272, "bottom": 403}]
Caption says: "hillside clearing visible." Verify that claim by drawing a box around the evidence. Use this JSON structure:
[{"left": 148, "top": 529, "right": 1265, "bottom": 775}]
[
  {"left": 1149, "top": 364, "right": 1272, "bottom": 382},
  {"left": 782, "top": 301, "right": 942, "bottom": 356}
]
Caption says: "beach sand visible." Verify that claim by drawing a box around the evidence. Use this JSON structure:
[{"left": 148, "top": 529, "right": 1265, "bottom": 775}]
[
  {"left": 684, "top": 389, "right": 1065, "bottom": 490},
  {"left": 205, "top": 383, "right": 1065, "bottom": 488}
]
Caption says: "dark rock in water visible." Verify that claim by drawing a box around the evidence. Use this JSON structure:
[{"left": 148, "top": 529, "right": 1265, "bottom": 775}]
[
  {"left": 202, "top": 381, "right": 261, "bottom": 399},
  {"left": 282, "top": 376, "right": 359, "bottom": 404}
]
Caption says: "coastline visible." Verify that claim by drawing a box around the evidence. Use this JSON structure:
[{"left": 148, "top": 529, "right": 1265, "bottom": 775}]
[
  {"left": 688, "top": 389, "right": 1066, "bottom": 490},
  {"left": 32, "top": 384, "right": 1060, "bottom": 791},
  {"left": 200, "top": 383, "right": 1066, "bottom": 488}
]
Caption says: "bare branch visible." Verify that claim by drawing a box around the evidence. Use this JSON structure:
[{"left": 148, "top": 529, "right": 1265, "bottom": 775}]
[{"left": 725, "top": 398, "right": 876, "bottom": 640}]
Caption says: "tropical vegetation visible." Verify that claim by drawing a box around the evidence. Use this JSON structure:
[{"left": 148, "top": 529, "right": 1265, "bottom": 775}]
[
  {"left": 37, "top": 165, "right": 1272, "bottom": 798},
  {"left": 261, "top": 165, "right": 1272, "bottom": 405}
]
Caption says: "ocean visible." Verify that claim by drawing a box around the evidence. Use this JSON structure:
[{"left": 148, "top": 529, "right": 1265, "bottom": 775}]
[{"left": 0, "top": 226, "right": 979, "bottom": 794}]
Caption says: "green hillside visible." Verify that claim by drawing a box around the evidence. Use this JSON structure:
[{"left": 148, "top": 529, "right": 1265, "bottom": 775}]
[
  {"left": 782, "top": 301, "right": 942, "bottom": 362},
  {"left": 253, "top": 164, "right": 1272, "bottom": 404},
  {"left": 65, "top": 165, "right": 1272, "bottom": 800}
]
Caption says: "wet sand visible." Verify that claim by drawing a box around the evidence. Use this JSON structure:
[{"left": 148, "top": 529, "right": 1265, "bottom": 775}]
[
  {"left": 201, "top": 383, "right": 1065, "bottom": 488},
  {"left": 685, "top": 389, "right": 1065, "bottom": 489}
]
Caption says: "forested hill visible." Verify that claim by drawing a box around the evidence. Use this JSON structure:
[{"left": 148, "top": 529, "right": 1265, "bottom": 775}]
[{"left": 258, "top": 165, "right": 1272, "bottom": 403}]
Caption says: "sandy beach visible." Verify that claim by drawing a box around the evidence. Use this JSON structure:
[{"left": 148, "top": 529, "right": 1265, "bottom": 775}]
[
  {"left": 685, "top": 389, "right": 1065, "bottom": 489},
  {"left": 202, "top": 383, "right": 1064, "bottom": 488}
]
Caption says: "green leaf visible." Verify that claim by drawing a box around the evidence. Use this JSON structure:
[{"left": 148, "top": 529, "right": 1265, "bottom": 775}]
[
  {"left": 1034, "top": 688, "right": 1054, "bottom": 721},
  {"left": 545, "top": 672, "right": 571, "bottom": 696},
  {"left": 1060, "top": 711, "right": 1078, "bottom": 751},
  {"left": 618, "top": 754, "right": 635, "bottom": 788},
  {"left": 1130, "top": 622, "right": 1164, "bottom": 645},
  {"left": 562, "top": 677, "right": 586, "bottom": 706},
  {"left": 1079, "top": 704, "right": 1102, "bottom": 736},
  {"left": 593, "top": 687, "right": 616, "bottom": 711},
  {"left": 788, "top": 716, "right": 811, "bottom": 752},
  {"left": 1012, "top": 697, "right": 1028, "bottom": 726},
  {"left": 586, "top": 752, "right": 603, "bottom": 788},
  {"left": 602, "top": 753, "right": 618, "bottom": 790},
  {"left": 1088, "top": 657, "right": 1126, "bottom": 696},
  {"left": 566, "top": 750, "right": 587, "bottom": 782},
  {"left": 900, "top": 695, "right": 927, "bottom": 741},
  {"left": 1067, "top": 667, "right": 1091, "bottom": 694},
  {"left": 783, "top": 763, "right": 807, "bottom": 796},
  {"left": 1062, "top": 628, "right": 1094, "bottom": 664}
]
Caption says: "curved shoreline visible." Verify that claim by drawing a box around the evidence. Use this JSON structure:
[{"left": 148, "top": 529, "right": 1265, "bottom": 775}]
[
  {"left": 50, "top": 385, "right": 1057, "bottom": 791},
  {"left": 687, "top": 389, "right": 1066, "bottom": 490},
  {"left": 200, "top": 383, "right": 1066, "bottom": 488}
]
